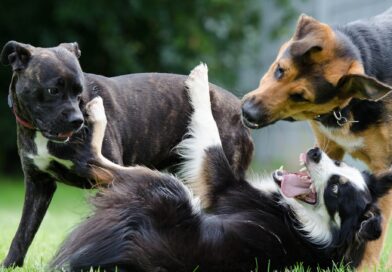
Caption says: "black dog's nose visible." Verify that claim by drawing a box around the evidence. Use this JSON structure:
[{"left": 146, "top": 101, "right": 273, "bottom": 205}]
[
  {"left": 70, "top": 118, "right": 84, "bottom": 129},
  {"left": 241, "top": 100, "right": 265, "bottom": 128},
  {"left": 307, "top": 147, "right": 321, "bottom": 163},
  {"left": 67, "top": 112, "right": 84, "bottom": 129}
]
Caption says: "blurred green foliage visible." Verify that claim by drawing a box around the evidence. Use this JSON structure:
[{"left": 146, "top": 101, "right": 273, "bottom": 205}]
[{"left": 0, "top": 0, "right": 297, "bottom": 174}]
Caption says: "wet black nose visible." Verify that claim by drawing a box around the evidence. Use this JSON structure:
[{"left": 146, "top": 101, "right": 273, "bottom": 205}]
[
  {"left": 241, "top": 100, "right": 265, "bottom": 128},
  {"left": 67, "top": 112, "right": 84, "bottom": 129},
  {"left": 307, "top": 147, "right": 321, "bottom": 163}
]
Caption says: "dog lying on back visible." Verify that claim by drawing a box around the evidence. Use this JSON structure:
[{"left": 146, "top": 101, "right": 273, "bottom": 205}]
[
  {"left": 241, "top": 9, "right": 392, "bottom": 268},
  {"left": 51, "top": 64, "right": 392, "bottom": 272}
]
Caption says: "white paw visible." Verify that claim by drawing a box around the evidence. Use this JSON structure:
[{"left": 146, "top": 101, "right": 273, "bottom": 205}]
[
  {"left": 85, "top": 96, "right": 107, "bottom": 124},
  {"left": 185, "top": 63, "right": 211, "bottom": 110}
]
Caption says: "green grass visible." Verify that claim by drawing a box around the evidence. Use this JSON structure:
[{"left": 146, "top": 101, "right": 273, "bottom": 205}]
[{"left": 0, "top": 177, "right": 391, "bottom": 271}]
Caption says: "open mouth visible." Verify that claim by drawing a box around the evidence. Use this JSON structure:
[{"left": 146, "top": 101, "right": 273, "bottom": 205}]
[
  {"left": 273, "top": 153, "right": 317, "bottom": 205},
  {"left": 42, "top": 130, "right": 74, "bottom": 143}
]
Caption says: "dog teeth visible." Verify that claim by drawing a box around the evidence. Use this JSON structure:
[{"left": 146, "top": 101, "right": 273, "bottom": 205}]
[
  {"left": 299, "top": 167, "right": 306, "bottom": 172},
  {"left": 299, "top": 161, "right": 305, "bottom": 166},
  {"left": 278, "top": 165, "right": 284, "bottom": 171}
]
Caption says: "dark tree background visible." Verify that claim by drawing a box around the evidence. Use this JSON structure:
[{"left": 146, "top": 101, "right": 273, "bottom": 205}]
[{"left": 0, "top": 0, "right": 297, "bottom": 175}]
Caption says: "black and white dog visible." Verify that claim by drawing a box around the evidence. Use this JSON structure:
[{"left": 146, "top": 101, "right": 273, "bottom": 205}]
[{"left": 51, "top": 64, "right": 392, "bottom": 271}]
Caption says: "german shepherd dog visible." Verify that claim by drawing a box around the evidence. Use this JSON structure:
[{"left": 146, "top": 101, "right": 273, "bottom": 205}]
[
  {"left": 241, "top": 10, "right": 392, "bottom": 268},
  {"left": 51, "top": 64, "right": 392, "bottom": 272}
]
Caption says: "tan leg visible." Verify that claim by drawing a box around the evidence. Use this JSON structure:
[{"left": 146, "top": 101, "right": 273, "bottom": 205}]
[
  {"left": 358, "top": 160, "right": 392, "bottom": 271},
  {"left": 85, "top": 97, "right": 144, "bottom": 184}
]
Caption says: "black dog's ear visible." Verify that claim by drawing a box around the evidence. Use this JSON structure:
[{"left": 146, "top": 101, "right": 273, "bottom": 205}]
[
  {"left": 1, "top": 41, "right": 33, "bottom": 71},
  {"left": 367, "top": 171, "right": 392, "bottom": 199},
  {"left": 59, "top": 42, "right": 81, "bottom": 58},
  {"left": 357, "top": 207, "right": 382, "bottom": 241},
  {"left": 337, "top": 74, "right": 392, "bottom": 101}
]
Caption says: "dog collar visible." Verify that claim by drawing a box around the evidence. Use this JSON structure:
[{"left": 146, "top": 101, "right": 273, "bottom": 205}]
[
  {"left": 10, "top": 103, "right": 35, "bottom": 130},
  {"left": 13, "top": 109, "right": 35, "bottom": 130},
  {"left": 314, "top": 107, "right": 359, "bottom": 127}
]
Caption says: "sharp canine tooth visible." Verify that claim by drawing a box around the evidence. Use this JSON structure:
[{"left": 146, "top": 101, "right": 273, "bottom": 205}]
[
  {"left": 299, "top": 167, "right": 306, "bottom": 172},
  {"left": 278, "top": 165, "right": 284, "bottom": 171}
]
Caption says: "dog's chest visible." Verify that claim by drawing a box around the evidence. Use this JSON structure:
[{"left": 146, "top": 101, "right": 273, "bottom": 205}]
[
  {"left": 318, "top": 124, "right": 364, "bottom": 152},
  {"left": 27, "top": 132, "right": 74, "bottom": 171}
]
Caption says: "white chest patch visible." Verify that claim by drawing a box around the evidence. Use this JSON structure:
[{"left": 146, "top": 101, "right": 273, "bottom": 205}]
[
  {"left": 318, "top": 125, "right": 364, "bottom": 152},
  {"left": 28, "top": 132, "right": 74, "bottom": 171}
]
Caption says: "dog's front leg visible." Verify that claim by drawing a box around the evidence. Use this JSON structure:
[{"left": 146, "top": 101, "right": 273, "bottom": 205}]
[{"left": 2, "top": 172, "right": 56, "bottom": 268}]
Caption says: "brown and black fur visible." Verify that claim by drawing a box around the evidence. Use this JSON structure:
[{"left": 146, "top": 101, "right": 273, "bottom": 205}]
[
  {"left": 241, "top": 9, "right": 392, "bottom": 269},
  {"left": 0, "top": 41, "right": 253, "bottom": 268}
]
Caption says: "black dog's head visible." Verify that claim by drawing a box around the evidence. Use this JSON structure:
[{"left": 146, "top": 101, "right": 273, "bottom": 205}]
[{"left": 1, "top": 41, "right": 85, "bottom": 142}]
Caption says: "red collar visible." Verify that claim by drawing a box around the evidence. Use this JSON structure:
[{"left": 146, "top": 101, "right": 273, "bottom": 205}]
[{"left": 12, "top": 107, "right": 35, "bottom": 130}]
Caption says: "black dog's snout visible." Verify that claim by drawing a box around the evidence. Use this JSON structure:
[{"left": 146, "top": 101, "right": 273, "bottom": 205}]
[
  {"left": 67, "top": 112, "right": 84, "bottom": 129},
  {"left": 70, "top": 118, "right": 84, "bottom": 129},
  {"left": 307, "top": 147, "right": 321, "bottom": 163}
]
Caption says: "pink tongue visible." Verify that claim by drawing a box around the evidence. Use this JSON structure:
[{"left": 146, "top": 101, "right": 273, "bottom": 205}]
[
  {"left": 281, "top": 173, "right": 311, "bottom": 198},
  {"left": 58, "top": 131, "right": 73, "bottom": 138}
]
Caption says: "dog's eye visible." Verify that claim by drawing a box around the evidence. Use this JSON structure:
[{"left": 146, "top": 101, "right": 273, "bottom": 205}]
[
  {"left": 331, "top": 184, "right": 339, "bottom": 195},
  {"left": 289, "top": 93, "right": 308, "bottom": 102},
  {"left": 47, "top": 88, "right": 59, "bottom": 95},
  {"left": 274, "top": 65, "right": 285, "bottom": 80},
  {"left": 334, "top": 160, "right": 341, "bottom": 166}
]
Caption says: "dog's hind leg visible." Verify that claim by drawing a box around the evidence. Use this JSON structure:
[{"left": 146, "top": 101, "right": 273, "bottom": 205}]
[{"left": 177, "top": 63, "right": 237, "bottom": 207}]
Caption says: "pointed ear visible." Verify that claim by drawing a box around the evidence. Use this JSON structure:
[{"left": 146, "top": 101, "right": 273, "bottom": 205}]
[
  {"left": 357, "top": 206, "right": 382, "bottom": 241},
  {"left": 290, "top": 39, "right": 322, "bottom": 57},
  {"left": 337, "top": 74, "right": 392, "bottom": 101},
  {"left": 59, "top": 42, "right": 81, "bottom": 58},
  {"left": 1, "top": 41, "right": 33, "bottom": 71},
  {"left": 289, "top": 15, "right": 327, "bottom": 58}
]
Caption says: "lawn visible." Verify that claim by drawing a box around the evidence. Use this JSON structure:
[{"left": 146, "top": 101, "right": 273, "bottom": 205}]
[{"left": 0, "top": 176, "right": 392, "bottom": 272}]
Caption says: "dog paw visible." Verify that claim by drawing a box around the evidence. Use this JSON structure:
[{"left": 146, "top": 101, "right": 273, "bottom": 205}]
[
  {"left": 85, "top": 96, "right": 107, "bottom": 124},
  {"left": 185, "top": 63, "right": 211, "bottom": 110}
]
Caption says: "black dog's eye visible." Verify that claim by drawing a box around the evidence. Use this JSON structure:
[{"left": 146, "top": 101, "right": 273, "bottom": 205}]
[
  {"left": 289, "top": 92, "right": 308, "bottom": 102},
  {"left": 274, "top": 65, "right": 285, "bottom": 80},
  {"left": 334, "top": 160, "right": 341, "bottom": 166},
  {"left": 47, "top": 88, "right": 59, "bottom": 95}
]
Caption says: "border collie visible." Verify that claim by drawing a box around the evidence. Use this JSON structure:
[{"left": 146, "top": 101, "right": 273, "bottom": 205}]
[{"left": 50, "top": 64, "right": 392, "bottom": 272}]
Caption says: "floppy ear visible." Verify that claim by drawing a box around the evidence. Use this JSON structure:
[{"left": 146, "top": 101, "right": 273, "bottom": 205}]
[
  {"left": 290, "top": 14, "right": 326, "bottom": 57},
  {"left": 367, "top": 171, "right": 392, "bottom": 199},
  {"left": 59, "top": 42, "right": 81, "bottom": 58},
  {"left": 337, "top": 74, "right": 392, "bottom": 101},
  {"left": 1, "top": 41, "right": 33, "bottom": 71},
  {"left": 357, "top": 207, "right": 382, "bottom": 241}
]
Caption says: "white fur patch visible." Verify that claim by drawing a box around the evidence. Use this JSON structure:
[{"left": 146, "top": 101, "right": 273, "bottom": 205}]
[
  {"left": 318, "top": 124, "right": 364, "bottom": 152},
  {"left": 248, "top": 174, "right": 279, "bottom": 195},
  {"left": 176, "top": 63, "right": 221, "bottom": 185},
  {"left": 28, "top": 132, "right": 74, "bottom": 171}
]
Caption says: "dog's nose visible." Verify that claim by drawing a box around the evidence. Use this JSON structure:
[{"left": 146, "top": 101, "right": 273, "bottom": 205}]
[
  {"left": 67, "top": 112, "right": 84, "bottom": 129},
  {"left": 307, "top": 147, "right": 321, "bottom": 163},
  {"left": 241, "top": 100, "right": 265, "bottom": 128}
]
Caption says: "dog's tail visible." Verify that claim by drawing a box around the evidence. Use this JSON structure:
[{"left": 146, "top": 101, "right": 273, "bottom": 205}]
[{"left": 176, "top": 63, "right": 238, "bottom": 208}]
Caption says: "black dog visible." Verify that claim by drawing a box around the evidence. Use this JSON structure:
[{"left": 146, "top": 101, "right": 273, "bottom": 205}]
[
  {"left": 0, "top": 41, "right": 253, "bottom": 267},
  {"left": 51, "top": 65, "right": 392, "bottom": 271}
]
